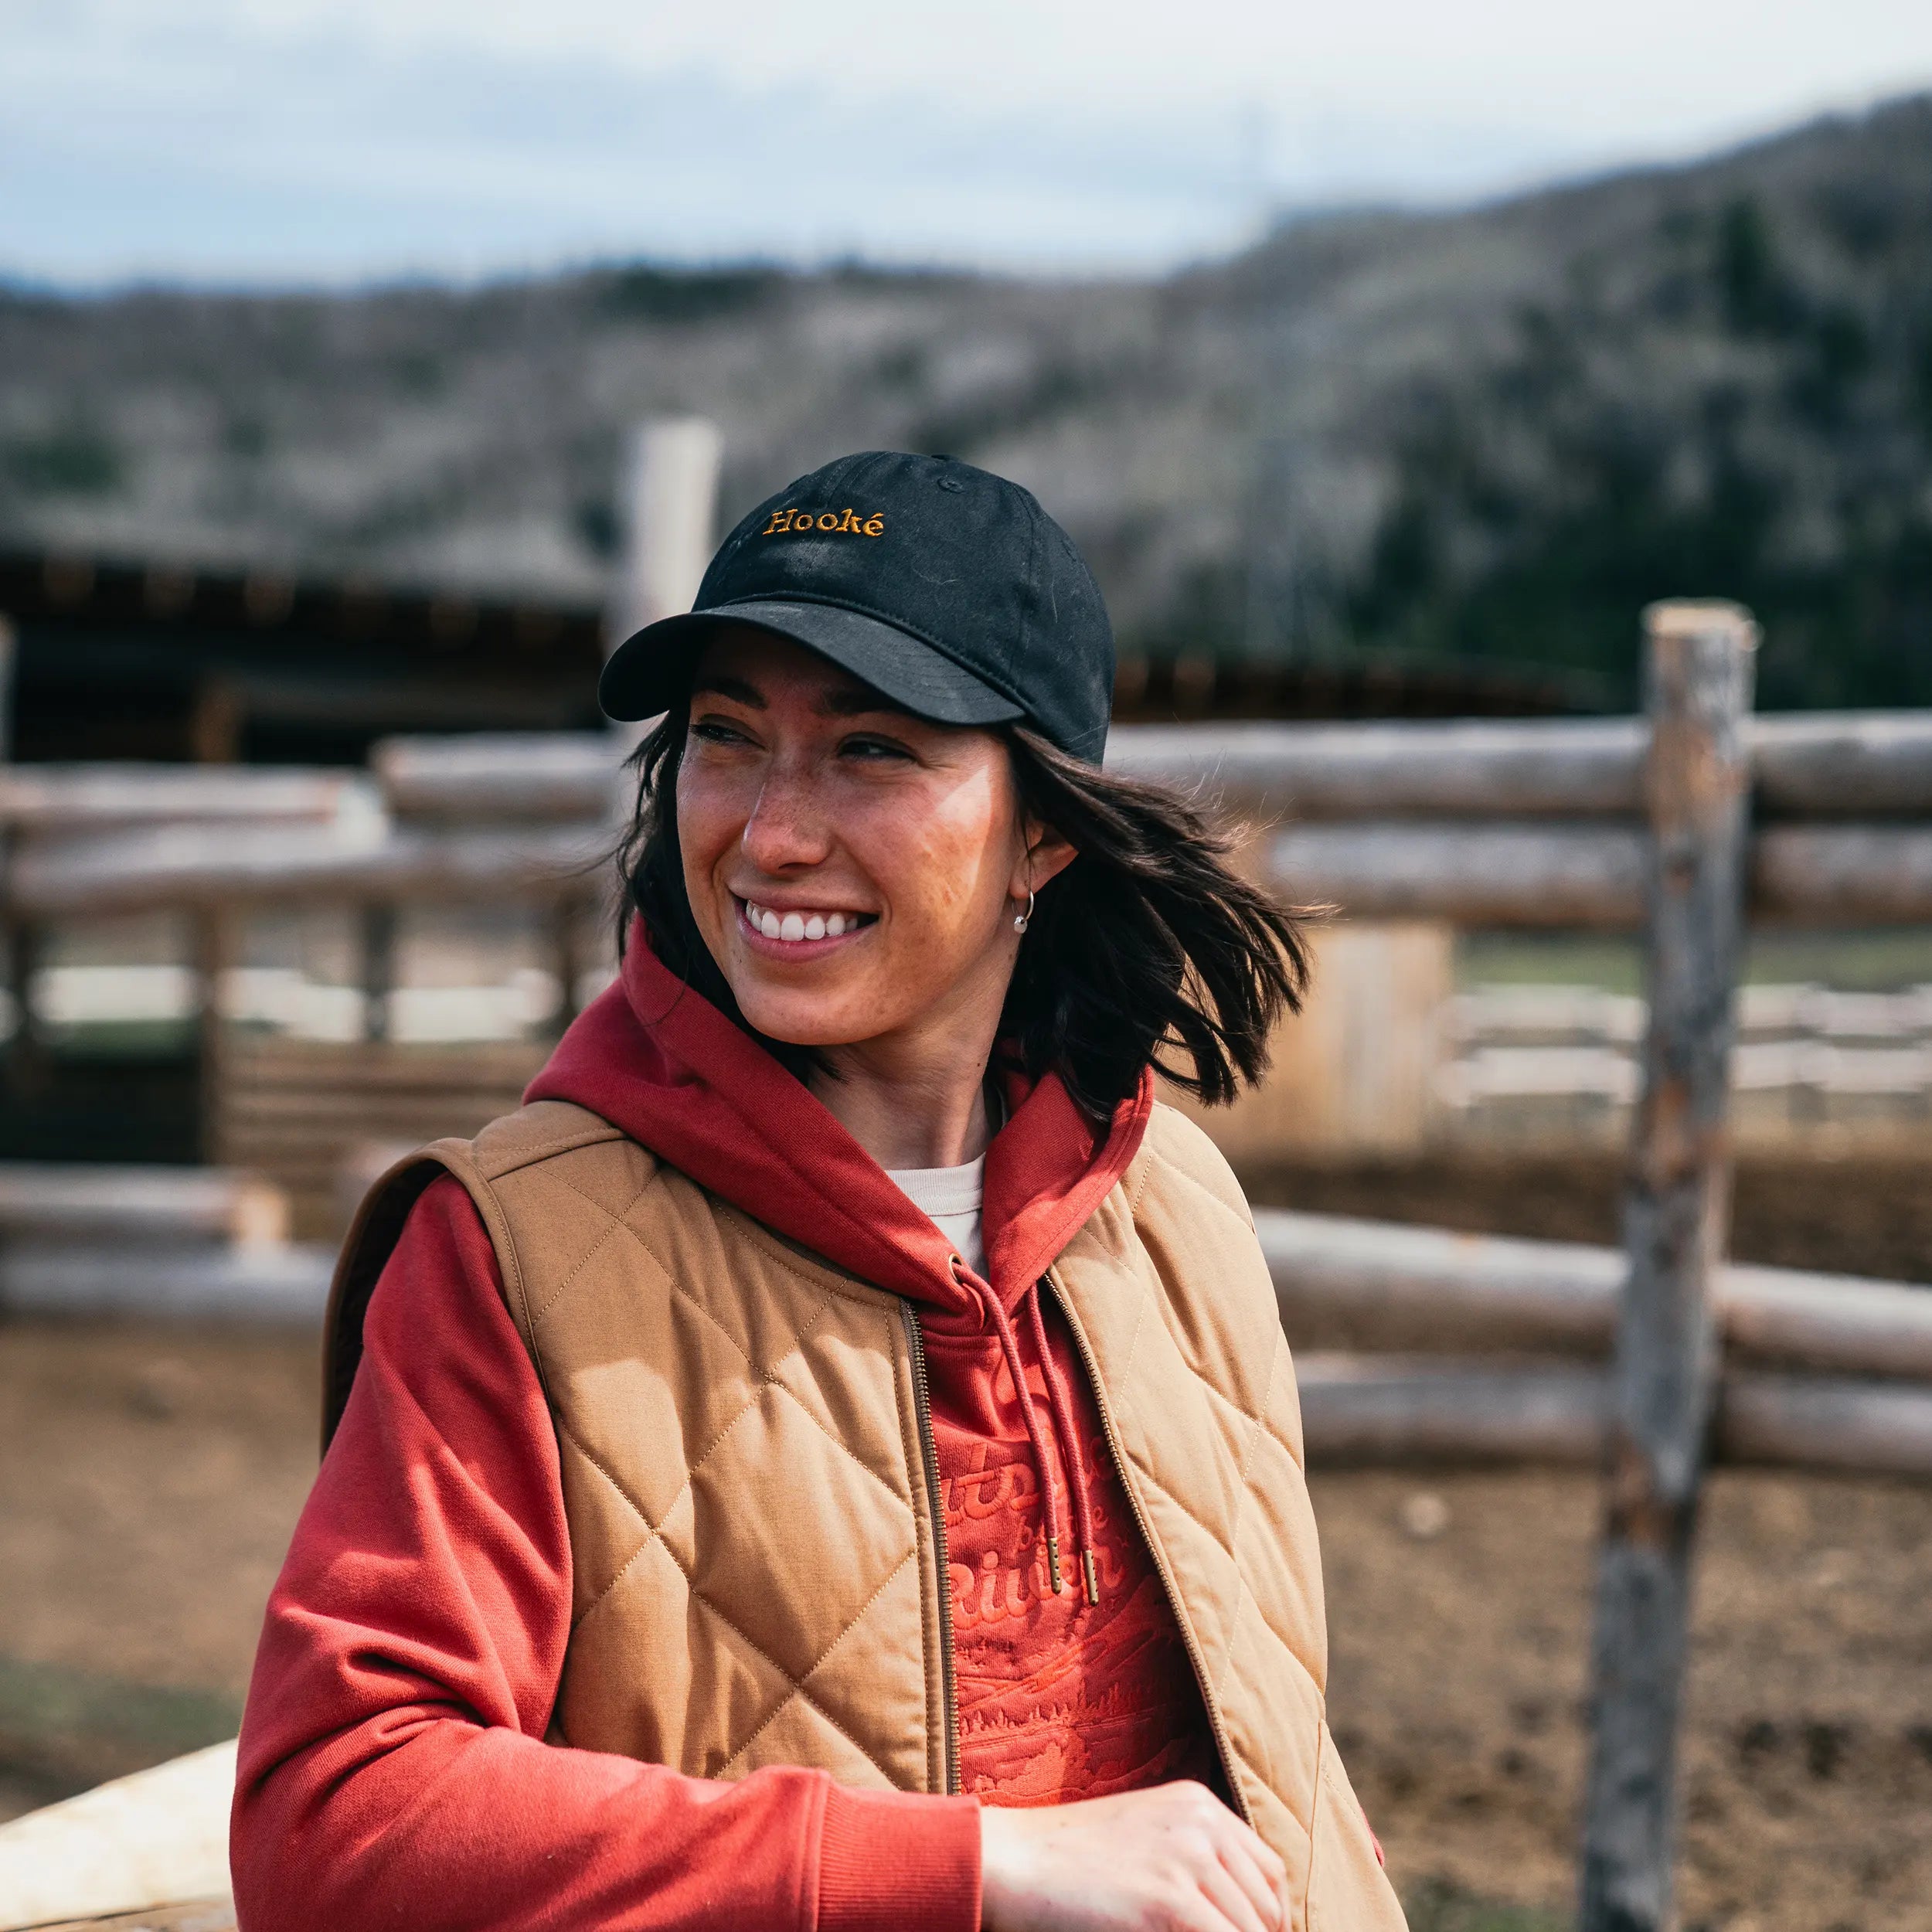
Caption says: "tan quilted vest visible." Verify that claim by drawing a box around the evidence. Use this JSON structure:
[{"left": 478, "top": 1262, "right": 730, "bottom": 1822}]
[{"left": 327, "top": 1098, "right": 1405, "bottom": 1930}]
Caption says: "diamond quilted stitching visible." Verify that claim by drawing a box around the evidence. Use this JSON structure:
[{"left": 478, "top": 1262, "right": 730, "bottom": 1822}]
[
  {"left": 713, "top": 1246, "right": 849, "bottom": 1381},
  {"left": 545, "top": 1156, "right": 918, "bottom": 1526},
  {"left": 786, "top": 1543, "right": 928, "bottom": 1785},
  {"left": 505, "top": 1193, "right": 646, "bottom": 1335},
  {"left": 573, "top": 1531, "right": 804, "bottom": 1779},
  {"left": 1263, "top": 1344, "right": 1309, "bottom": 1469},
  {"left": 716, "top": 1541, "right": 927, "bottom": 1790},
  {"left": 1128, "top": 1450, "right": 1325, "bottom": 1689},
  {"left": 611, "top": 1182, "right": 834, "bottom": 1373},
  {"left": 538, "top": 1248, "right": 763, "bottom": 1535},
  {"left": 687, "top": 1378, "right": 917, "bottom": 1682},
  {"left": 683, "top": 1591, "right": 905, "bottom": 1785},
  {"left": 558, "top": 1426, "right": 902, "bottom": 1783},
  {"left": 552, "top": 1411, "right": 698, "bottom": 1624},
  {"left": 767, "top": 1295, "right": 916, "bottom": 1511},
  {"left": 470, "top": 1121, "right": 942, "bottom": 1791},
  {"left": 554, "top": 1423, "right": 672, "bottom": 1619},
  {"left": 1222, "top": 1587, "right": 1323, "bottom": 1805},
  {"left": 1134, "top": 1146, "right": 1276, "bottom": 1406},
  {"left": 500, "top": 1141, "right": 659, "bottom": 1303},
  {"left": 724, "top": 1689, "right": 898, "bottom": 1788},
  {"left": 526, "top": 1156, "right": 820, "bottom": 1392},
  {"left": 1113, "top": 1299, "right": 1253, "bottom": 1536},
  {"left": 1194, "top": 1359, "right": 1306, "bottom": 1480},
  {"left": 1229, "top": 1426, "right": 1325, "bottom": 1679}
]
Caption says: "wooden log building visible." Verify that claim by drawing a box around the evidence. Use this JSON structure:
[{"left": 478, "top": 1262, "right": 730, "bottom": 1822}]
[{"left": 0, "top": 544, "right": 1581, "bottom": 770}]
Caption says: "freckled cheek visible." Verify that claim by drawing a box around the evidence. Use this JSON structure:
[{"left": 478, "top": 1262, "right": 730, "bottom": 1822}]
[
  {"left": 675, "top": 775, "right": 750, "bottom": 920},
  {"left": 866, "top": 809, "right": 1004, "bottom": 955}
]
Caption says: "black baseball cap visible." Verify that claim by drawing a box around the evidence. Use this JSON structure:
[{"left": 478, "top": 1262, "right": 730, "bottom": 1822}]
[{"left": 599, "top": 451, "right": 1115, "bottom": 764}]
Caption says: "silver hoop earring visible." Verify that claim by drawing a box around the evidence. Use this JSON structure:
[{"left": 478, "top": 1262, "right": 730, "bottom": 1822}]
[{"left": 1013, "top": 889, "right": 1035, "bottom": 934}]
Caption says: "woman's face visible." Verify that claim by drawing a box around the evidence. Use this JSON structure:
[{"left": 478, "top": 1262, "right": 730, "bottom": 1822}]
[{"left": 676, "top": 626, "right": 1070, "bottom": 1058}]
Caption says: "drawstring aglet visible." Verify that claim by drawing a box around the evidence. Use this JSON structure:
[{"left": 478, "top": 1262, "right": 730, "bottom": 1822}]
[
  {"left": 1046, "top": 1535, "right": 1063, "bottom": 1595},
  {"left": 1081, "top": 1548, "right": 1100, "bottom": 1605}
]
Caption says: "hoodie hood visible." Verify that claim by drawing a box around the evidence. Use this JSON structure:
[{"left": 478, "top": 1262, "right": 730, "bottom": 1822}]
[{"left": 524, "top": 922, "right": 1151, "bottom": 1329}]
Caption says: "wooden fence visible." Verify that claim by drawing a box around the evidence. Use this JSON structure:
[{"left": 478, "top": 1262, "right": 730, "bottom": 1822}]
[{"left": 5, "top": 597, "right": 1932, "bottom": 1929}]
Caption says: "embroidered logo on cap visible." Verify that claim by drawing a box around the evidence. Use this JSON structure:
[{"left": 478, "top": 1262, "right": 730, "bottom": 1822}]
[{"left": 760, "top": 507, "right": 885, "bottom": 537}]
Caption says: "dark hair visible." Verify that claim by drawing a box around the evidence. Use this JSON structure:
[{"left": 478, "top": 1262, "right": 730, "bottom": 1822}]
[{"left": 614, "top": 708, "right": 1312, "bottom": 1121}]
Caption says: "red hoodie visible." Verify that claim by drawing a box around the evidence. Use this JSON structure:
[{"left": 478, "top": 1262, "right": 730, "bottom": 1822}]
[{"left": 232, "top": 933, "right": 1221, "bottom": 1932}]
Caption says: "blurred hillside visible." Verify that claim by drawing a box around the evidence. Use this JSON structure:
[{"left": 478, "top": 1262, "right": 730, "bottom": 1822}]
[{"left": 3, "top": 93, "right": 1930, "bottom": 709}]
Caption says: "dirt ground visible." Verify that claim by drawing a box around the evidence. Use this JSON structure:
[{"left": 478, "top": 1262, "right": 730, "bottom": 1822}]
[{"left": 2, "top": 1150, "right": 1928, "bottom": 1930}]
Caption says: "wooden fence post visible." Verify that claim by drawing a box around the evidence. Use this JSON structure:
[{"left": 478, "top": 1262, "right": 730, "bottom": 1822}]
[
  {"left": 605, "top": 417, "right": 721, "bottom": 750},
  {"left": 0, "top": 614, "right": 15, "bottom": 762},
  {"left": 359, "top": 903, "right": 397, "bottom": 1045},
  {"left": 549, "top": 897, "right": 584, "bottom": 1036},
  {"left": 1579, "top": 601, "right": 1757, "bottom": 1931},
  {"left": 192, "top": 909, "right": 233, "bottom": 1164},
  {"left": 0, "top": 614, "right": 38, "bottom": 1094}
]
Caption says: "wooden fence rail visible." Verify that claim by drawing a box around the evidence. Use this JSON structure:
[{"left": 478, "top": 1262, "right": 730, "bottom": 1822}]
[
  {"left": 7, "top": 820, "right": 610, "bottom": 919},
  {"left": 1121, "top": 710, "right": 1932, "bottom": 819},
  {"left": 17, "top": 808, "right": 1932, "bottom": 931},
  {"left": 371, "top": 709, "right": 1932, "bottom": 823},
  {"left": 0, "top": 765, "right": 378, "bottom": 835},
  {"left": 0, "top": 1164, "right": 288, "bottom": 1246},
  {"left": 1294, "top": 1356, "right": 1932, "bottom": 1480},
  {"left": 1259, "top": 1209, "right": 1932, "bottom": 1381}
]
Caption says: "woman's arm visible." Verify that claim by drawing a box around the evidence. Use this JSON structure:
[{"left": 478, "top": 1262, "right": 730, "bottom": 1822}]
[{"left": 230, "top": 1176, "right": 981, "bottom": 1932}]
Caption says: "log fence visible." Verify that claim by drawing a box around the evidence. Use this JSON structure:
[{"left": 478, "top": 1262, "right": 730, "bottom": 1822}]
[{"left": 5, "top": 597, "right": 1932, "bottom": 1927}]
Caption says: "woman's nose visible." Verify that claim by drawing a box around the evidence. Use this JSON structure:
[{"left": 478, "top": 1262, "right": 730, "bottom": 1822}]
[{"left": 740, "top": 763, "right": 832, "bottom": 871}]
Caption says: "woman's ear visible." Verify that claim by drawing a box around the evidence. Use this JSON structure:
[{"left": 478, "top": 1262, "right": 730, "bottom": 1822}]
[{"left": 1015, "top": 819, "right": 1078, "bottom": 898}]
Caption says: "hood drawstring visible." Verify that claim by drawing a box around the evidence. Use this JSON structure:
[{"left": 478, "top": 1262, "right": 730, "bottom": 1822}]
[
  {"left": 951, "top": 1256, "right": 1101, "bottom": 1607},
  {"left": 1024, "top": 1284, "right": 1100, "bottom": 1607}
]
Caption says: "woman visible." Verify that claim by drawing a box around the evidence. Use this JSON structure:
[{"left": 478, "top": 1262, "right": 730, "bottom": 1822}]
[{"left": 233, "top": 451, "right": 1406, "bottom": 1932}]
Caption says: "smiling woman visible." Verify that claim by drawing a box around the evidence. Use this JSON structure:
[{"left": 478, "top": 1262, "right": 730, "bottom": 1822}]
[
  {"left": 662, "top": 628, "right": 1056, "bottom": 1156},
  {"left": 233, "top": 453, "right": 1409, "bottom": 1932}
]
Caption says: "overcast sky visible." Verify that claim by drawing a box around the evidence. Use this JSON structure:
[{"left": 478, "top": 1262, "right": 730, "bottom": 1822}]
[{"left": 6, "top": 0, "right": 1931, "bottom": 286}]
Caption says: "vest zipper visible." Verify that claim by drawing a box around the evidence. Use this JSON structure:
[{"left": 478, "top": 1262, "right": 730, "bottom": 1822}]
[
  {"left": 1042, "top": 1274, "right": 1254, "bottom": 1829},
  {"left": 901, "top": 1300, "right": 960, "bottom": 1795}
]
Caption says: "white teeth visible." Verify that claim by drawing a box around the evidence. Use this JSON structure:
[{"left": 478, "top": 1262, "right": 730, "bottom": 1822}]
[{"left": 745, "top": 900, "right": 862, "bottom": 940}]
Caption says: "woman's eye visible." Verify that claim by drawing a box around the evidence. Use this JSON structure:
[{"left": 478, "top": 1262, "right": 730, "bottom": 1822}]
[
  {"left": 841, "top": 735, "right": 913, "bottom": 762},
  {"left": 691, "top": 717, "right": 753, "bottom": 747}
]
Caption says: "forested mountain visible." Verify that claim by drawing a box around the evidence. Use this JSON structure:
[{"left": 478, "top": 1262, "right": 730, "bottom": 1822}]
[{"left": 4, "top": 93, "right": 1930, "bottom": 709}]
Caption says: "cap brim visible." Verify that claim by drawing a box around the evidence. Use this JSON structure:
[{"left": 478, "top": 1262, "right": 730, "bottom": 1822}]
[{"left": 599, "top": 599, "right": 1026, "bottom": 728}]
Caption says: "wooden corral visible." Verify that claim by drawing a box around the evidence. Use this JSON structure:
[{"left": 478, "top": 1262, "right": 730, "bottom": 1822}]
[
  {"left": 9, "top": 598, "right": 1932, "bottom": 1932},
  {"left": 209, "top": 1035, "right": 546, "bottom": 1240}
]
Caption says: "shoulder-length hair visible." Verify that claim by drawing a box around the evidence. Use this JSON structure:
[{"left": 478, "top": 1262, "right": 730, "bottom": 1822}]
[{"left": 614, "top": 707, "right": 1313, "bottom": 1123}]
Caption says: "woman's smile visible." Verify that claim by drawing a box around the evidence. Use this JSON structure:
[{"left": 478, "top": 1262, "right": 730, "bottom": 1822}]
[{"left": 734, "top": 894, "right": 879, "bottom": 953}]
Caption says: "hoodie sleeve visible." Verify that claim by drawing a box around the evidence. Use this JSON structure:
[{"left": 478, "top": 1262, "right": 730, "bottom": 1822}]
[{"left": 231, "top": 1175, "right": 981, "bottom": 1932}]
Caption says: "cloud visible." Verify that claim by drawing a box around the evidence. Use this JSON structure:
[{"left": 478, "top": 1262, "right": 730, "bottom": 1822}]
[
  {"left": 0, "top": 19, "right": 1276, "bottom": 281},
  {"left": 4, "top": 0, "right": 1930, "bottom": 285}
]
